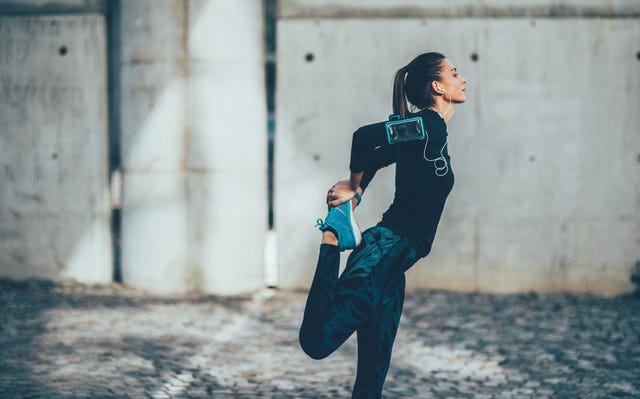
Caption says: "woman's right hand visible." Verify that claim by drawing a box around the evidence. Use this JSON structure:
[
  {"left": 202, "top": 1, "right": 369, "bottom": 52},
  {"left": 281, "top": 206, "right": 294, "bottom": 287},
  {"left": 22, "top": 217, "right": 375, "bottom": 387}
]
[{"left": 326, "top": 180, "right": 360, "bottom": 210}]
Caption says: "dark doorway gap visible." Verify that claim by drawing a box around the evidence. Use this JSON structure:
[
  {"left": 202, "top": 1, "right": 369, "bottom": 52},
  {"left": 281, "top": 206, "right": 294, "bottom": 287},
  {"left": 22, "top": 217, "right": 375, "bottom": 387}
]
[
  {"left": 264, "top": 0, "right": 277, "bottom": 229},
  {"left": 107, "top": 0, "right": 122, "bottom": 283}
]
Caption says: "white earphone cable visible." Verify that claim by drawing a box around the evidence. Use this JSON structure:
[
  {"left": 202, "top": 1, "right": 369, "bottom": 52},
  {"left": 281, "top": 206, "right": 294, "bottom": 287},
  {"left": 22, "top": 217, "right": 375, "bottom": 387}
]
[{"left": 422, "top": 87, "right": 451, "bottom": 176}]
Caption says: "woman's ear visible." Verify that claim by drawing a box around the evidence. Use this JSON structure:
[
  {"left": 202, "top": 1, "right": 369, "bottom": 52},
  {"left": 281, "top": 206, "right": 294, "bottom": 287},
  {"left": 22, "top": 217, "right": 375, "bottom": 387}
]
[{"left": 431, "top": 81, "right": 443, "bottom": 95}]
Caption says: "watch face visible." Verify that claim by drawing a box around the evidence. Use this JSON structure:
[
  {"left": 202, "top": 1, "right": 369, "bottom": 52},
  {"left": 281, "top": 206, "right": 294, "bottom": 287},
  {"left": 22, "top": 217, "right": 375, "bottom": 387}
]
[{"left": 387, "top": 118, "right": 424, "bottom": 144}]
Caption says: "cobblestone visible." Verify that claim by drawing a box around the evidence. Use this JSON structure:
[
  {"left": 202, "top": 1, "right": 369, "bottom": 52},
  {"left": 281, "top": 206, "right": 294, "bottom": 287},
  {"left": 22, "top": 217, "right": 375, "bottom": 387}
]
[{"left": 0, "top": 279, "right": 638, "bottom": 398}]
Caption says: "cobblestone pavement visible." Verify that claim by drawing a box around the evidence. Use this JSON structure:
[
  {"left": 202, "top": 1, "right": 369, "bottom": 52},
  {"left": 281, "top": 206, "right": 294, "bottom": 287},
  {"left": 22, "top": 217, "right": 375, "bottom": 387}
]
[{"left": 0, "top": 279, "right": 638, "bottom": 399}]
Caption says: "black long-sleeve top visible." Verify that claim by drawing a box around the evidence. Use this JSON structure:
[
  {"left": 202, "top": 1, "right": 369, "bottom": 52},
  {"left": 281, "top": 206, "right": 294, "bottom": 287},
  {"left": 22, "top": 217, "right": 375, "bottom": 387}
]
[{"left": 349, "top": 108, "right": 455, "bottom": 258}]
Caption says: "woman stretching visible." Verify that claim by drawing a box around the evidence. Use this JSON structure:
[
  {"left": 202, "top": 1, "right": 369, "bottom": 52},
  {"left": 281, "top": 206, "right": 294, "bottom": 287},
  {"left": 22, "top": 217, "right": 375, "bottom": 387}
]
[{"left": 299, "top": 52, "right": 468, "bottom": 398}]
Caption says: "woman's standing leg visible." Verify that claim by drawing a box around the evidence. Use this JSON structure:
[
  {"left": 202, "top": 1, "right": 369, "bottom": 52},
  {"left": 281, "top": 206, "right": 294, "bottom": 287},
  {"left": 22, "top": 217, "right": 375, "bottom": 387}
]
[{"left": 351, "top": 274, "right": 406, "bottom": 399}]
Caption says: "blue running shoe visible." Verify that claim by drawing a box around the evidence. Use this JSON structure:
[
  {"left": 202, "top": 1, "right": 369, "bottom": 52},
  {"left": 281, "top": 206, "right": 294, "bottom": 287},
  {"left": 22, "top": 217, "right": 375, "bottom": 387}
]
[{"left": 316, "top": 199, "right": 362, "bottom": 251}]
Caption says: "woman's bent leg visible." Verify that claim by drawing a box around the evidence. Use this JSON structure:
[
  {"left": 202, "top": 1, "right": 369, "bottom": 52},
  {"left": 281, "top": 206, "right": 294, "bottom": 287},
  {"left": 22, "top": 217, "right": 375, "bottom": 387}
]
[
  {"left": 299, "top": 243, "right": 341, "bottom": 359},
  {"left": 299, "top": 237, "right": 379, "bottom": 360},
  {"left": 299, "top": 227, "right": 416, "bottom": 361},
  {"left": 352, "top": 275, "right": 406, "bottom": 399}
]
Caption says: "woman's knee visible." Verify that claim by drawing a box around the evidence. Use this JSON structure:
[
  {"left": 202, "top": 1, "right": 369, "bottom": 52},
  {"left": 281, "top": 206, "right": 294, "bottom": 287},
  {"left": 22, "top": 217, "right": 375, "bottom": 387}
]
[
  {"left": 301, "top": 344, "right": 331, "bottom": 360},
  {"left": 299, "top": 329, "right": 332, "bottom": 360}
]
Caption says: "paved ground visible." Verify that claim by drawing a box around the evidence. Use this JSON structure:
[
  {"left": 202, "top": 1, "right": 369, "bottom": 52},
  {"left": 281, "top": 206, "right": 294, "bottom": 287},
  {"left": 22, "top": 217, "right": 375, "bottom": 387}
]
[{"left": 0, "top": 279, "right": 638, "bottom": 399}]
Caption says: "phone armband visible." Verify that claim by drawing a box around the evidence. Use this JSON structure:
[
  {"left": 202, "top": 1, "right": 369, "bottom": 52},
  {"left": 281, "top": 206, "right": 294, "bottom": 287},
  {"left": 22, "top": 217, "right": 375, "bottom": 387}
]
[{"left": 385, "top": 114, "right": 425, "bottom": 145}]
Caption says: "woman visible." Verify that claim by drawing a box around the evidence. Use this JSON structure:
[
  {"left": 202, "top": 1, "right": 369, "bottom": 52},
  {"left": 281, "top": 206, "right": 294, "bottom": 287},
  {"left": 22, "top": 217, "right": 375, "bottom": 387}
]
[{"left": 299, "top": 52, "right": 467, "bottom": 398}]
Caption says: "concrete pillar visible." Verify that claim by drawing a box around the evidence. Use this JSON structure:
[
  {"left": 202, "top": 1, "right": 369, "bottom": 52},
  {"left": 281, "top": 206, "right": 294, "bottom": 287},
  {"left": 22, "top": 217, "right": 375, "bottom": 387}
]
[
  {"left": 187, "top": 0, "right": 267, "bottom": 294},
  {"left": 0, "top": 14, "right": 112, "bottom": 283},
  {"left": 119, "top": 1, "right": 191, "bottom": 293},
  {"left": 120, "top": 0, "right": 267, "bottom": 294}
]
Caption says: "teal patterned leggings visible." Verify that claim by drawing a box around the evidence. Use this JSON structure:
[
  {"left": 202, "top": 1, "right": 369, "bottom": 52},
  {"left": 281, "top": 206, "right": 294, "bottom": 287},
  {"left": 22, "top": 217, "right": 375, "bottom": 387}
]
[{"left": 299, "top": 226, "right": 419, "bottom": 399}]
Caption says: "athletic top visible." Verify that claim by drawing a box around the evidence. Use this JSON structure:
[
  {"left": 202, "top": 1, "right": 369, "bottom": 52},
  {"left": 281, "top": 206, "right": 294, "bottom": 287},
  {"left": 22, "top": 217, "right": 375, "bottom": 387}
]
[{"left": 349, "top": 108, "right": 455, "bottom": 258}]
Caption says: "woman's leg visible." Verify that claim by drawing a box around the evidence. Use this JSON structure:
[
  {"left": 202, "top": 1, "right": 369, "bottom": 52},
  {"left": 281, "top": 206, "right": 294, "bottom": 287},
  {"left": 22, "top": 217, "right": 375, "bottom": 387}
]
[
  {"left": 298, "top": 240, "right": 341, "bottom": 360},
  {"left": 299, "top": 227, "right": 416, "bottom": 360},
  {"left": 351, "top": 274, "right": 406, "bottom": 399}
]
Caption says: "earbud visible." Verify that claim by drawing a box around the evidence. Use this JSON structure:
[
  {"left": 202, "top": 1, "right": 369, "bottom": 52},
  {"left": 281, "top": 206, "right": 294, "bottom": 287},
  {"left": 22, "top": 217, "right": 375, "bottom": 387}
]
[{"left": 437, "top": 84, "right": 445, "bottom": 91}]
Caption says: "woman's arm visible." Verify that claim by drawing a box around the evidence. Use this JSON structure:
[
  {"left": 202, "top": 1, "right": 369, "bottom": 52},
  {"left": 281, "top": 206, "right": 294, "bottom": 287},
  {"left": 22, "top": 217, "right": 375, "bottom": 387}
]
[
  {"left": 327, "top": 124, "right": 395, "bottom": 208},
  {"left": 358, "top": 145, "right": 395, "bottom": 192},
  {"left": 349, "top": 125, "right": 394, "bottom": 177},
  {"left": 349, "top": 124, "right": 396, "bottom": 194}
]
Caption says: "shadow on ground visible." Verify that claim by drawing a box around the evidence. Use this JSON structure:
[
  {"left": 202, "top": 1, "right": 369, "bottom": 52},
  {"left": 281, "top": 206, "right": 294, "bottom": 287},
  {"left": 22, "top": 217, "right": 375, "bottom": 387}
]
[{"left": 0, "top": 278, "right": 638, "bottom": 398}]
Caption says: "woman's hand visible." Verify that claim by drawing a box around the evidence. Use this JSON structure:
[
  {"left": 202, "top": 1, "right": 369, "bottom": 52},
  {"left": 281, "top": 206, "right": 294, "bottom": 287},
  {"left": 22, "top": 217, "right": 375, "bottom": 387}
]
[{"left": 326, "top": 180, "right": 360, "bottom": 210}]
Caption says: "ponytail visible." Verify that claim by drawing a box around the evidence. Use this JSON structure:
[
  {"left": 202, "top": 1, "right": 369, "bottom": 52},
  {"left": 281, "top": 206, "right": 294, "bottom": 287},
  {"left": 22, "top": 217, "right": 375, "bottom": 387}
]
[
  {"left": 392, "top": 66, "right": 409, "bottom": 118},
  {"left": 393, "top": 52, "right": 446, "bottom": 117}
]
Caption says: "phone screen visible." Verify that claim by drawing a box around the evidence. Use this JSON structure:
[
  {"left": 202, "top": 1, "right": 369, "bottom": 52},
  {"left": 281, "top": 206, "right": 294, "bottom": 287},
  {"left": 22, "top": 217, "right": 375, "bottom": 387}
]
[{"left": 386, "top": 117, "right": 425, "bottom": 144}]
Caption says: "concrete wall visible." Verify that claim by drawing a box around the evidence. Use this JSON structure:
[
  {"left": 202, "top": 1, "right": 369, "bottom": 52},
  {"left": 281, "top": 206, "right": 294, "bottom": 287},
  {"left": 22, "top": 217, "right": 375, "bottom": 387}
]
[
  {"left": 0, "top": 13, "right": 112, "bottom": 283},
  {"left": 120, "top": 0, "right": 267, "bottom": 294},
  {"left": 275, "top": 1, "right": 640, "bottom": 295},
  {"left": 0, "top": 0, "right": 107, "bottom": 15},
  {"left": 3, "top": 0, "right": 637, "bottom": 296},
  {"left": 279, "top": 0, "right": 640, "bottom": 18}
]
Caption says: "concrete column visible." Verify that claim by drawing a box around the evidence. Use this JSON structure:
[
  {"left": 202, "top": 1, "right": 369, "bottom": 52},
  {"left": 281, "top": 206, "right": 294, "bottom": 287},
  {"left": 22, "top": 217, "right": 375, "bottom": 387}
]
[
  {"left": 187, "top": 0, "right": 267, "bottom": 294},
  {"left": 119, "top": 1, "right": 190, "bottom": 293},
  {"left": 0, "top": 14, "right": 112, "bottom": 283}
]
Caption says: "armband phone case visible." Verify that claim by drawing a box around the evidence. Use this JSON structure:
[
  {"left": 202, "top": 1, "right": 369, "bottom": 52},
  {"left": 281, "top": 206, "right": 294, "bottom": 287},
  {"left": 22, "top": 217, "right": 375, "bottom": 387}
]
[{"left": 385, "top": 114, "right": 425, "bottom": 145}]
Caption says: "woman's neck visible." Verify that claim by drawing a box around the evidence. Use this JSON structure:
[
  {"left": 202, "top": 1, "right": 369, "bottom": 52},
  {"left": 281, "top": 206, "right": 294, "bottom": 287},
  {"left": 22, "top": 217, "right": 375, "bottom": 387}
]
[{"left": 431, "top": 96, "right": 455, "bottom": 125}]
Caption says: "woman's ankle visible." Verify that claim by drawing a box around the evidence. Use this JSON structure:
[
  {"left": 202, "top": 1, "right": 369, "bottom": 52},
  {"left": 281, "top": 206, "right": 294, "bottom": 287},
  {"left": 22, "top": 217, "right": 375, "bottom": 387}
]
[{"left": 321, "top": 230, "right": 338, "bottom": 246}]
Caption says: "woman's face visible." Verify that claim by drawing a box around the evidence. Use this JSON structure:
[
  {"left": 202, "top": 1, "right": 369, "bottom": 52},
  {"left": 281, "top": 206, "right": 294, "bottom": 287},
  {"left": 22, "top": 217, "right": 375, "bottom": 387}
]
[{"left": 438, "top": 59, "right": 467, "bottom": 103}]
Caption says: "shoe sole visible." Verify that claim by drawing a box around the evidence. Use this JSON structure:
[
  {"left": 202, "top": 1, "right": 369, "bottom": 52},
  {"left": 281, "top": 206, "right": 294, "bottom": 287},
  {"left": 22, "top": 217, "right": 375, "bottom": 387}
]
[{"left": 347, "top": 199, "right": 362, "bottom": 248}]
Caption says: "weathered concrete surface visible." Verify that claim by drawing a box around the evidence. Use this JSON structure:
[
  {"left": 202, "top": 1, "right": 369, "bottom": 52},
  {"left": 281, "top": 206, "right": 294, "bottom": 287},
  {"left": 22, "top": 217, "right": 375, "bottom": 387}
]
[
  {"left": 0, "top": 0, "right": 107, "bottom": 15},
  {"left": 1, "top": 0, "right": 268, "bottom": 295},
  {"left": 275, "top": 15, "right": 640, "bottom": 294},
  {"left": 119, "top": 0, "right": 191, "bottom": 294},
  {"left": 0, "top": 278, "right": 638, "bottom": 398},
  {"left": 0, "top": 15, "right": 112, "bottom": 283},
  {"left": 279, "top": 0, "right": 640, "bottom": 19}
]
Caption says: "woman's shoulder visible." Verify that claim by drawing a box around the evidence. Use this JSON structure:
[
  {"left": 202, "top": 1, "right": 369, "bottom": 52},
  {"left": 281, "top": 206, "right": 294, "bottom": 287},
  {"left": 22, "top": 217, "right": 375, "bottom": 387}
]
[
  {"left": 354, "top": 110, "right": 446, "bottom": 138},
  {"left": 415, "top": 108, "right": 444, "bottom": 123},
  {"left": 356, "top": 119, "right": 387, "bottom": 133},
  {"left": 352, "top": 119, "right": 388, "bottom": 142},
  {"left": 415, "top": 109, "right": 447, "bottom": 134}
]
